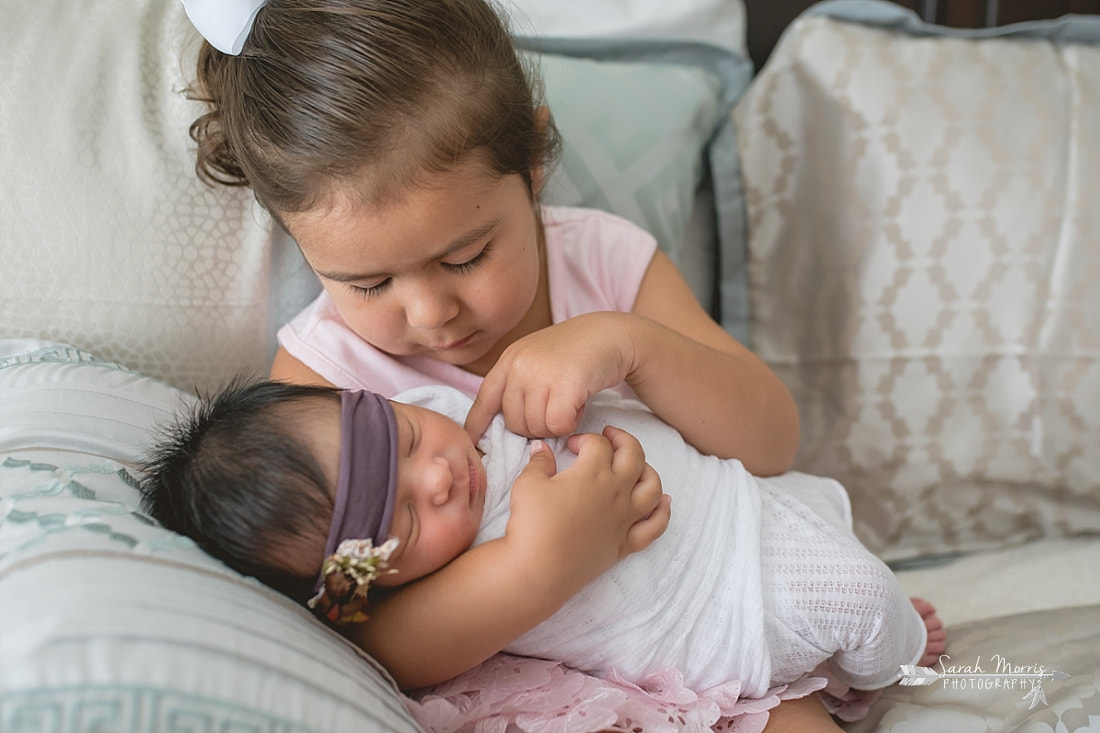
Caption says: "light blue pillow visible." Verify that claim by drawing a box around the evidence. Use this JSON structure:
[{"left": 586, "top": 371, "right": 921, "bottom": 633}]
[
  {"left": 530, "top": 39, "right": 753, "bottom": 340},
  {"left": 536, "top": 52, "right": 720, "bottom": 306}
]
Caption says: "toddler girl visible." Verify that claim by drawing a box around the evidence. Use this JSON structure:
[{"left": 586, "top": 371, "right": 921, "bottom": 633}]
[
  {"left": 180, "top": 0, "right": 844, "bottom": 727},
  {"left": 140, "top": 380, "right": 945, "bottom": 709}
]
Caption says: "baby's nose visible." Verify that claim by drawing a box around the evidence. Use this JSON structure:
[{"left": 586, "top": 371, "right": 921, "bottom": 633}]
[{"left": 427, "top": 457, "right": 454, "bottom": 506}]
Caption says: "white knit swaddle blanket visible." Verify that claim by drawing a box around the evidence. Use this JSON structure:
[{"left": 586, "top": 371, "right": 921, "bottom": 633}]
[{"left": 397, "top": 386, "right": 773, "bottom": 695}]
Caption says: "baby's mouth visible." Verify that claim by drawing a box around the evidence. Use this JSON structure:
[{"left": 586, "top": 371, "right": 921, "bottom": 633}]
[{"left": 467, "top": 457, "right": 479, "bottom": 508}]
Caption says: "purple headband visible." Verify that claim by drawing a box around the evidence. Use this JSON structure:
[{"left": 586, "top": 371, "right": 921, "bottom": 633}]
[{"left": 313, "top": 390, "right": 399, "bottom": 593}]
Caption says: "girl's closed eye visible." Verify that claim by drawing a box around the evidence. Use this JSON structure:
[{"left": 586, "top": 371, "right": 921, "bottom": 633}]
[
  {"left": 348, "top": 278, "right": 391, "bottom": 300},
  {"left": 442, "top": 241, "right": 492, "bottom": 274},
  {"left": 347, "top": 243, "right": 490, "bottom": 299}
]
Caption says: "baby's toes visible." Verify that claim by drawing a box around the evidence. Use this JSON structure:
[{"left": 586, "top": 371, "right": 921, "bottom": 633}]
[
  {"left": 926, "top": 628, "right": 948, "bottom": 651},
  {"left": 919, "top": 629, "right": 949, "bottom": 666},
  {"left": 911, "top": 597, "right": 937, "bottom": 619},
  {"left": 920, "top": 649, "right": 943, "bottom": 666}
]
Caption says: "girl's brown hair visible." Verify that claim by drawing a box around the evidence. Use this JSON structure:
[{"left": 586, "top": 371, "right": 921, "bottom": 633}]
[{"left": 187, "top": 0, "right": 560, "bottom": 217}]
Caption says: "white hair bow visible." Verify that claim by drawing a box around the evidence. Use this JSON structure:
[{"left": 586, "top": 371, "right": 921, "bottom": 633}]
[{"left": 180, "top": 0, "right": 268, "bottom": 55}]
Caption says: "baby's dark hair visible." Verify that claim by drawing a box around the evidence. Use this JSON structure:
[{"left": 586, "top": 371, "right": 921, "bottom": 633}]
[
  {"left": 140, "top": 379, "right": 341, "bottom": 603},
  {"left": 187, "top": 0, "right": 561, "bottom": 219}
]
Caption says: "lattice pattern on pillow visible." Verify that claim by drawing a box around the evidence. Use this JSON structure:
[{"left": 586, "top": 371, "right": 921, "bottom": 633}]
[
  {"left": 736, "top": 14, "right": 1100, "bottom": 561},
  {"left": 0, "top": 0, "right": 295, "bottom": 394}
]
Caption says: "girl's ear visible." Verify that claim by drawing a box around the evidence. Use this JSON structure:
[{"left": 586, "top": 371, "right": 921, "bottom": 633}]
[{"left": 530, "top": 105, "right": 550, "bottom": 195}]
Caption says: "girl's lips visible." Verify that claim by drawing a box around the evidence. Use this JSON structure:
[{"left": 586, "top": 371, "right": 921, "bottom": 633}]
[{"left": 432, "top": 333, "right": 475, "bottom": 352}]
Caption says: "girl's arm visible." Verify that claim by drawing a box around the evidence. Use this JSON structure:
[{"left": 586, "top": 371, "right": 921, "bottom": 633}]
[
  {"left": 465, "top": 250, "right": 799, "bottom": 475},
  {"left": 348, "top": 428, "right": 669, "bottom": 690},
  {"left": 625, "top": 250, "right": 800, "bottom": 474},
  {"left": 270, "top": 345, "right": 336, "bottom": 386}
]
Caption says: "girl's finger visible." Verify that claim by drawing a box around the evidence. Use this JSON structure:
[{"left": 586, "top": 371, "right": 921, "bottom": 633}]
[
  {"left": 464, "top": 369, "right": 507, "bottom": 442},
  {"left": 543, "top": 389, "right": 585, "bottom": 437},
  {"left": 521, "top": 385, "right": 553, "bottom": 438}
]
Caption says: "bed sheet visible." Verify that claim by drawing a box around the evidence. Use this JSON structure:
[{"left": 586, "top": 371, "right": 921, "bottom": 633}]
[
  {"left": 853, "top": 525, "right": 1100, "bottom": 731},
  {"left": 845, "top": 602, "right": 1100, "bottom": 732},
  {"left": 893, "top": 536, "right": 1100, "bottom": 626}
]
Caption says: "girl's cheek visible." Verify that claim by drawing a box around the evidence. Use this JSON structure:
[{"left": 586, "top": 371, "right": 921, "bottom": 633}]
[{"left": 337, "top": 296, "right": 397, "bottom": 336}]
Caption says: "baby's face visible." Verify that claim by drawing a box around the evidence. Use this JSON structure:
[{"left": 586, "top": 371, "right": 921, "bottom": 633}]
[{"left": 371, "top": 401, "right": 488, "bottom": 586}]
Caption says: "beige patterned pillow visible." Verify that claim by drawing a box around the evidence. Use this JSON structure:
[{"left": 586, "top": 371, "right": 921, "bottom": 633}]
[{"left": 735, "top": 15, "right": 1100, "bottom": 561}]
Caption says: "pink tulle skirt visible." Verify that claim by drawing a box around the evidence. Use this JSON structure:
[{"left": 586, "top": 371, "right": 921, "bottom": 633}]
[{"left": 404, "top": 654, "right": 880, "bottom": 733}]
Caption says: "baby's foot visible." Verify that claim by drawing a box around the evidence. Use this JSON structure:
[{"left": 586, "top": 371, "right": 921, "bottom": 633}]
[{"left": 911, "top": 597, "right": 947, "bottom": 666}]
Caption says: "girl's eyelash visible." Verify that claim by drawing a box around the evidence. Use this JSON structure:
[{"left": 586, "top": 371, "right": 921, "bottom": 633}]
[
  {"left": 443, "top": 242, "right": 492, "bottom": 274},
  {"left": 349, "top": 279, "right": 390, "bottom": 299},
  {"left": 347, "top": 241, "right": 491, "bottom": 297}
]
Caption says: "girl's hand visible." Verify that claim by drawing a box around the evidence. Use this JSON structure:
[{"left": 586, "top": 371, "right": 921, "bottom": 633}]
[
  {"left": 467, "top": 250, "right": 801, "bottom": 472},
  {"left": 465, "top": 312, "right": 635, "bottom": 442},
  {"left": 506, "top": 425, "right": 669, "bottom": 594}
]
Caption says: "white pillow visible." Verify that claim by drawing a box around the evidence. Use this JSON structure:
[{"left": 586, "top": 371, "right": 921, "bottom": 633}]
[
  {"left": 500, "top": 0, "right": 747, "bottom": 56},
  {"left": 0, "top": 342, "right": 423, "bottom": 733}
]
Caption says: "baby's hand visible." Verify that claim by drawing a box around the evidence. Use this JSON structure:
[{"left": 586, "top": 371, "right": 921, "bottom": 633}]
[
  {"left": 566, "top": 426, "right": 668, "bottom": 558},
  {"left": 506, "top": 425, "right": 670, "bottom": 594},
  {"left": 464, "top": 313, "right": 636, "bottom": 442}
]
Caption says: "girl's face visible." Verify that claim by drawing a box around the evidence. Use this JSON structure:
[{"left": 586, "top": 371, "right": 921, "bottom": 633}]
[
  {"left": 372, "top": 400, "right": 488, "bottom": 586},
  {"left": 285, "top": 156, "right": 549, "bottom": 377}
]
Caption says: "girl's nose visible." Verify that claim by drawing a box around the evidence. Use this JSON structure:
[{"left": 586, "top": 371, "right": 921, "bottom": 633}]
[{"left": 403, "top": 281, "right": 459, "bottom": 330}]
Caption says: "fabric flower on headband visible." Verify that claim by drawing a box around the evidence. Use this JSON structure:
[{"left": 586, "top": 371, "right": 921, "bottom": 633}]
[{"left": 308, "top": 537, "right": 399, "bottom": 625}]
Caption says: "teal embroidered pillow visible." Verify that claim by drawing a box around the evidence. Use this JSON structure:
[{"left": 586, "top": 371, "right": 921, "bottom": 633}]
[{"left": 0, "top": 342, "right": 422, "bottom": 733}]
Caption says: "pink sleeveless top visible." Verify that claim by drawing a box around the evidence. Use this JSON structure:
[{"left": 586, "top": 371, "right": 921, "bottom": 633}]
[{"left": 277, "top": 205, "right": 657, "bottom": 397}]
